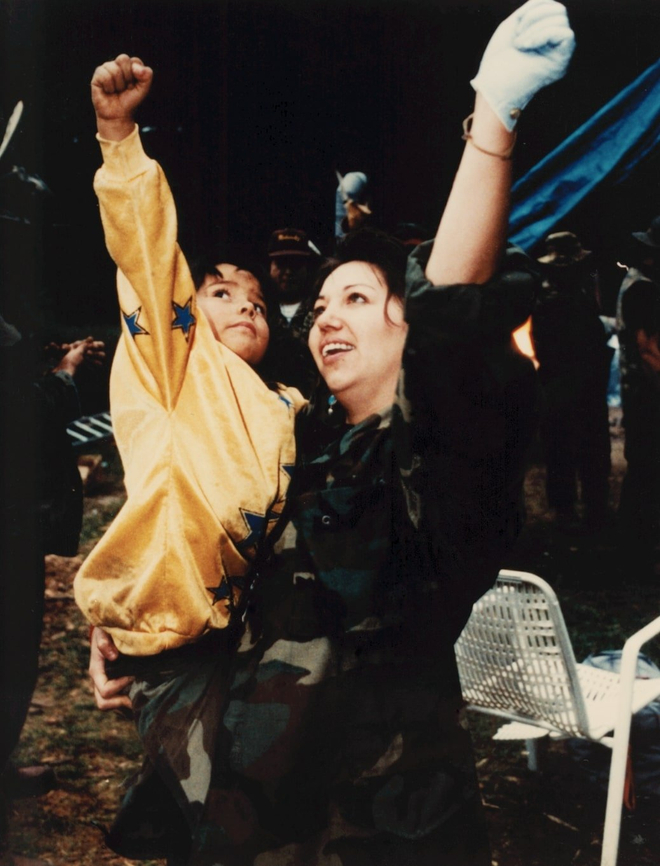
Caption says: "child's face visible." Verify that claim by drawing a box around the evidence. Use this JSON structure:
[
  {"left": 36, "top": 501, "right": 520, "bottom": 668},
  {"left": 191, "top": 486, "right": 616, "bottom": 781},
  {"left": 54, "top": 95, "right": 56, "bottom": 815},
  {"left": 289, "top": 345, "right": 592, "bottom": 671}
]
[{"left": 196, "top": 264, "right": 269, "bottom": 366}]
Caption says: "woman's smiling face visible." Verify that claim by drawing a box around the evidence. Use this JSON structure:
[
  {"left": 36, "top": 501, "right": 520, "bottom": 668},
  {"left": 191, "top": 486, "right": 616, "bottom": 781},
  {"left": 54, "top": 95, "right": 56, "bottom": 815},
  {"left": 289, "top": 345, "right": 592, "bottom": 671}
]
[{"left": 309, "top": 261, "right": 408, "bottom": 424}]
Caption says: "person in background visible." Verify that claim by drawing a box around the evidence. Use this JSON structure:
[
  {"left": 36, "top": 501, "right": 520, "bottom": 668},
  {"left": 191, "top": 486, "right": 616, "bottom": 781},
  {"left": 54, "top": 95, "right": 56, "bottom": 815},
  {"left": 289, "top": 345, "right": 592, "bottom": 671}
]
[
  {"left": 0, "top": 94, "right": 106, "bottom": 866},
  {"left": 532, "top": 230, "right": 612, "bottom": 530},
  {"left": 334, "top": 170, "right": 372, "bottom": 243},
  {"left": 616, "top": 216, "right": 660, "bottom": 568},
  {"left": 260, "top": 227, "right": 320, "bottom": 396},
  {"left": 0, "top": 325, "right": 104, "bottom": 866}
]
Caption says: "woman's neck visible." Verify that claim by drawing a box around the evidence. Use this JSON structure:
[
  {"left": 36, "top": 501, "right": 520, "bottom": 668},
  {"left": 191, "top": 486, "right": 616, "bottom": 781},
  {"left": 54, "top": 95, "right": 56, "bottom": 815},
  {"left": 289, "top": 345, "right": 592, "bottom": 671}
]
[{"left": 340, "top": 380, "right": 397, "bottom": 425}]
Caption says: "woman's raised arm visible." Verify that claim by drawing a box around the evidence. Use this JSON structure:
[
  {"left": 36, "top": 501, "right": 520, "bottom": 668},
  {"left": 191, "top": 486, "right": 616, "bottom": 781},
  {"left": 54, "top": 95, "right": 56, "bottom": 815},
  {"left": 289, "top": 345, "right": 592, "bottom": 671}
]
[{"left": 426, "top": 0, "right": 575, "bottom": 286}]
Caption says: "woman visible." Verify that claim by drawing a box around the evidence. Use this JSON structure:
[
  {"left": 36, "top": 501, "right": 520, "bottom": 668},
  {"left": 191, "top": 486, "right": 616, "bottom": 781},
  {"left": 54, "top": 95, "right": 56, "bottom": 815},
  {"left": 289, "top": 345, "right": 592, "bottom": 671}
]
[{"left": 90, "top": 2, "right": 574, "bottom": 863}]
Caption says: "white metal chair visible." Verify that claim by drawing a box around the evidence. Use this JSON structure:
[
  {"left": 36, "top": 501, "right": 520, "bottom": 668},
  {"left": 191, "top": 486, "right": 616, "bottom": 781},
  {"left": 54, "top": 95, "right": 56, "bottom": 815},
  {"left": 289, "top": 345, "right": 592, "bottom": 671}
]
[{"left": 454, "top": 569, "right": 660, "bottom": 866}]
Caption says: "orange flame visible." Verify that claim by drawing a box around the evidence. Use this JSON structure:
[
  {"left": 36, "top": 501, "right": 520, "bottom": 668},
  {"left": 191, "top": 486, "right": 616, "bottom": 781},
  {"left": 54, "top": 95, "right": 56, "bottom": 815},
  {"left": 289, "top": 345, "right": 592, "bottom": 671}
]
[{"left": 512, "top": 316, "right": 539, "bottom": 368}]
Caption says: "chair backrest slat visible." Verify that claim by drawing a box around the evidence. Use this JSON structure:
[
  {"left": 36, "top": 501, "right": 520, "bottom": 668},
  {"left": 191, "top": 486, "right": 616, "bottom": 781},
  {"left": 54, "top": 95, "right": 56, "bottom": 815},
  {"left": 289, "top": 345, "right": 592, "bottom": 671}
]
[{"left": 454, "top": 570, "right": 590, "bottom": 737}]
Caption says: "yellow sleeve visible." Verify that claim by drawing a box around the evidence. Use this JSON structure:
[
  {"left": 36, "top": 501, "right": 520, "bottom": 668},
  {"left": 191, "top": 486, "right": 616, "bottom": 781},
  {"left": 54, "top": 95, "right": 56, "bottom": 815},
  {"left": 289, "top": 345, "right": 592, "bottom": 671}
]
[{"left": 94, "top": 124, "right": 196, "bottom": 408}]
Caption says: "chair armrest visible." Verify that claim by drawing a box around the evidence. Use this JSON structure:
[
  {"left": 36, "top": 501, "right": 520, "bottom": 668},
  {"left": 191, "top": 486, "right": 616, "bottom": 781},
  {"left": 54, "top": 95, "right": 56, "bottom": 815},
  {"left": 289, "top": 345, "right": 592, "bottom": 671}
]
[
  {"left": 601, "top": 615, "right": 660, "bottom": 866},
  {"left": 617, "top": 615, "right": 660, "bottom": 722}
]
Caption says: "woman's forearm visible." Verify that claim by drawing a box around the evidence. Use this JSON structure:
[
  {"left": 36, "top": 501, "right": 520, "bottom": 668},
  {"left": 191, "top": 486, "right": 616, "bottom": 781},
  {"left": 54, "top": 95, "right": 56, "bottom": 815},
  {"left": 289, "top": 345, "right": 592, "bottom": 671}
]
[
  {"left": 425, "top": 0, "right": 575, "bottom": 288},
  {"left": 425, "top": 94, "right": 513, "bottom": 287}
]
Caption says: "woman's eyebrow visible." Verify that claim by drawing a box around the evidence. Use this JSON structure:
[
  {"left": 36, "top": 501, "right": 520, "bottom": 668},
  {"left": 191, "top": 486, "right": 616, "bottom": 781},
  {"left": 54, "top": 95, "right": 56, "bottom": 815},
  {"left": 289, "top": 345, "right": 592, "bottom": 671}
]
[{"left": 343, "top": 282, "right": 377, "bottom": 291}]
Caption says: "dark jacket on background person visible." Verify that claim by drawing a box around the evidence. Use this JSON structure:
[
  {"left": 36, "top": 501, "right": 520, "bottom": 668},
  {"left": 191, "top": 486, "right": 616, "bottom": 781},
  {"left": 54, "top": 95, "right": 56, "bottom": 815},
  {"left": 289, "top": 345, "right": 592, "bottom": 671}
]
[
  {"left": 531, "top": 258, "right": 612, "bottom": 517},
  {"left": 616, "top": 265, "right": 660, "bottom": 546},
  {"left": 260, "top": 298, "right": 318, "bottom": 397},
  {"left": 0, "top": 328, "right": 84, "bottom": 774}
]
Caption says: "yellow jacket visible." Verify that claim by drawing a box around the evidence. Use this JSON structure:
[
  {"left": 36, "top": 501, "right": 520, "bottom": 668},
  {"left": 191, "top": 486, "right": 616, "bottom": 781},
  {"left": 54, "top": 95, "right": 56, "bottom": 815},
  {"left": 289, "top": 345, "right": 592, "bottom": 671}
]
[{"left": 74, "top": 127, "right": 305, "bottom": 655}]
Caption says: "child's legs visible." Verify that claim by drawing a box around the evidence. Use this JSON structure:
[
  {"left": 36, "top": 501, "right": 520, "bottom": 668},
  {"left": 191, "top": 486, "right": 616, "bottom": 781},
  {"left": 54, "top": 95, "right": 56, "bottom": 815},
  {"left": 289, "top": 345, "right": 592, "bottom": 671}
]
[{"left": 104, "top": 630, "right": 237, "bottom": 862}]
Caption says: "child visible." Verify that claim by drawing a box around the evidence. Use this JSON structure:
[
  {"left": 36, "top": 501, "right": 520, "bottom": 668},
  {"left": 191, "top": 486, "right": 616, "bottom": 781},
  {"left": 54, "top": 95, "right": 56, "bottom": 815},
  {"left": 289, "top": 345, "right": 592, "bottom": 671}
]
[{"left": 74, "top": 55, "right": 306, "bottom": 658}]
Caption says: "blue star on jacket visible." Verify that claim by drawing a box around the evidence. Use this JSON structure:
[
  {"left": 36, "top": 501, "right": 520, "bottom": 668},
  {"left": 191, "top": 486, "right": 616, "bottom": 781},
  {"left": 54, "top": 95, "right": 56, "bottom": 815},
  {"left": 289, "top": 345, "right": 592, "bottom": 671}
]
[
  {"left": 278, "top": 393, "right": 293, "bottom": 413},
  {"left": 208, "top": 581, "right": 232, "bottom": 603},
  {"left": 236, "top": 509, "right": 267, "bottom": 553},
  {"left": 207, "top": 575, "right": 247, "bottom": 605},
  {"left": 172, "top": 298, "right": 196, "bottom": 341},
  {"left": 122, "top": 307, "right": 149, "bottom": 338}
]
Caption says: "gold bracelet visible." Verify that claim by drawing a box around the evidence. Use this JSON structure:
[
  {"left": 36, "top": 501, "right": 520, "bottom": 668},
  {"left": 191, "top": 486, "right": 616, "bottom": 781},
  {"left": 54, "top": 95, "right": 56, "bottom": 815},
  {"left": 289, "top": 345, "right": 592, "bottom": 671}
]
[{"left": 461, "top": 113, "right": 517, "bottom": 161}]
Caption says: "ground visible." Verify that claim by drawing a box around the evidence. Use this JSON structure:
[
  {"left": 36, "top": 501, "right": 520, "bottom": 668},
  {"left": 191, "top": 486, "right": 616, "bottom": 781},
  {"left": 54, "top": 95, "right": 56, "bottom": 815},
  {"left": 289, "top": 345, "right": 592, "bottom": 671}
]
[{"left": 5, "top": 410, "right": 660, "bottom": 866}]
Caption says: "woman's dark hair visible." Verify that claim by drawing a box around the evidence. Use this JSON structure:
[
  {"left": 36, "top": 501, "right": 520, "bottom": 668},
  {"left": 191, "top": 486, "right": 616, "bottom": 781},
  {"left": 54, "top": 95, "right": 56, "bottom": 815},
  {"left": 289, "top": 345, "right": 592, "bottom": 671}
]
[{"left": 311, "top": 228, "right": 408, "bottom": 309}]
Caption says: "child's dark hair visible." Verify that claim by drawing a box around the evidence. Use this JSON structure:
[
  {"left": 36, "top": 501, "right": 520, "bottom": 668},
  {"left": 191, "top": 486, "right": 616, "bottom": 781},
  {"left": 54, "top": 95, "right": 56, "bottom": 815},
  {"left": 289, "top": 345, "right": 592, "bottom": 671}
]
[
  {"left": 312, "top": 228, "right": 408, "bottom": 310},
  {"left": 187, "top": 250, "right": 278, "bottom": 318}
]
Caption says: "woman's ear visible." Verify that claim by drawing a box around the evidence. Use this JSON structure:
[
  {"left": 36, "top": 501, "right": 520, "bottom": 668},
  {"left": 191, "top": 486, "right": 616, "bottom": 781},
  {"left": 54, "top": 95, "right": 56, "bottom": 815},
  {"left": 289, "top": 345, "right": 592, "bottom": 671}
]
[{"left": 384, "top": 295, "right": 407, "bottom": 328}]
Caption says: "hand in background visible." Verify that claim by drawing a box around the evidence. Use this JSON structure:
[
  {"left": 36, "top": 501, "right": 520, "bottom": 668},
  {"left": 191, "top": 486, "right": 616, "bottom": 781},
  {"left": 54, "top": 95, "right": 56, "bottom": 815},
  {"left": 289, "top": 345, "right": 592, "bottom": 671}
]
[{"left": 51, "top": 337, "right": 106, "bottom": 377}]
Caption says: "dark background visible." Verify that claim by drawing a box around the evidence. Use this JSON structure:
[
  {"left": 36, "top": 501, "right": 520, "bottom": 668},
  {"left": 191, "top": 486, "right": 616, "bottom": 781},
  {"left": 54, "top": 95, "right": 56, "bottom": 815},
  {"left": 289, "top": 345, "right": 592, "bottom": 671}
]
[{"left": 1, "top": 0, "right": 659, "bottom": 330}]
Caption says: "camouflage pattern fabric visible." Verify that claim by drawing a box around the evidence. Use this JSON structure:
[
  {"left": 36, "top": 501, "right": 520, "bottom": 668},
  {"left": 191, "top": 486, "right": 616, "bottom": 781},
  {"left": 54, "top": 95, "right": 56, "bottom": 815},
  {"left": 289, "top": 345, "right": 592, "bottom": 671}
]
[
  {"left": 105, "top": 241, "right": 539, "bottom": 865},
  {"left": 104, "top": 630, "right": 238, "bottom": 862}
]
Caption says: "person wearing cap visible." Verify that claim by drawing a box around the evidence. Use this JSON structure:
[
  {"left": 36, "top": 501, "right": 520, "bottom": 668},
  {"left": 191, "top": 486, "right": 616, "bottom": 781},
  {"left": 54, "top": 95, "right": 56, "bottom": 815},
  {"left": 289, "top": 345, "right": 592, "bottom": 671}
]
[
  {"left": 531, "top": 230, "right": 612, "bottom": 530},
  {"left": 260, "top": 227, "right": 320, "bottom": 396},
  {"left": 616, "top": 216, "right": 660, "bottom": 560},
  {"left": 267, "top": 227, "right": 314, "bottom": 305}
]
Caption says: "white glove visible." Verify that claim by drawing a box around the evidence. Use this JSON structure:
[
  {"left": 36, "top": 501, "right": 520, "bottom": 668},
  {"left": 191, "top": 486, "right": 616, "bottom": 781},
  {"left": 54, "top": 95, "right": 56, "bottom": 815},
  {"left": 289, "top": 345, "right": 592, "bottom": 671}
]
[{"left": 470, "top": 0, "right": 575, "bottom": 131}]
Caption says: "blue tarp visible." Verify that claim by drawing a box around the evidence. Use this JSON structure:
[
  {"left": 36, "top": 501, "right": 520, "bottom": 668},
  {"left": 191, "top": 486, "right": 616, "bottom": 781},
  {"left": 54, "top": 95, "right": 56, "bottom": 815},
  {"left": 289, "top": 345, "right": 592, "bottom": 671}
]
[{"left": 508, "top": 58, "right": 660, "bottom": 252}]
